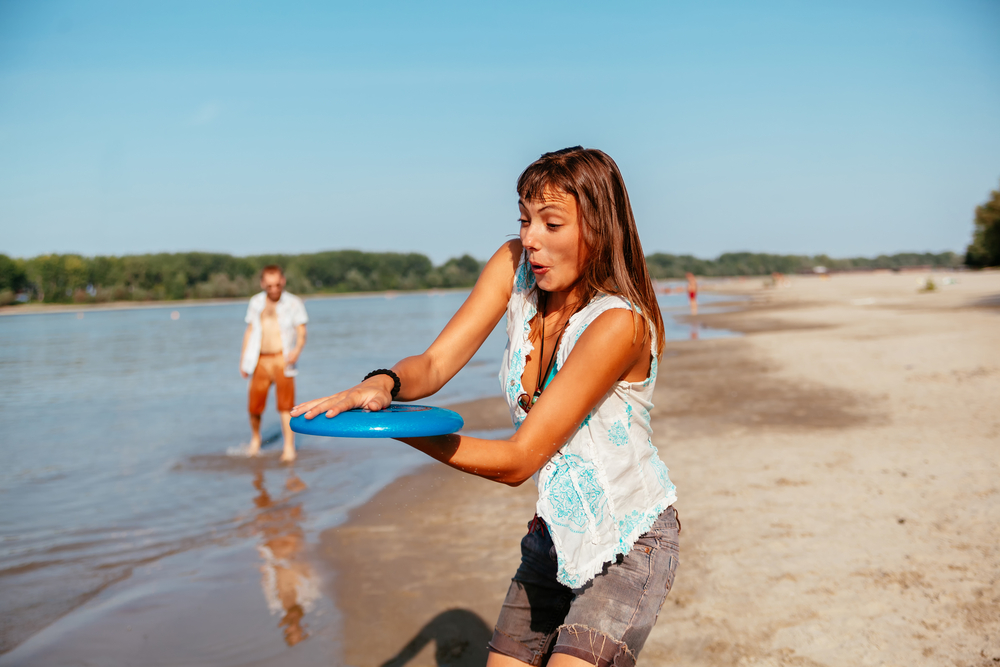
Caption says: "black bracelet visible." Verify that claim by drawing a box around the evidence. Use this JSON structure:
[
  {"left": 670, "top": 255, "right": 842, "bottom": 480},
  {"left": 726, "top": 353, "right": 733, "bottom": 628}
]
[{"left": 364, "top": 368, "right": 400, "bottom": 399}]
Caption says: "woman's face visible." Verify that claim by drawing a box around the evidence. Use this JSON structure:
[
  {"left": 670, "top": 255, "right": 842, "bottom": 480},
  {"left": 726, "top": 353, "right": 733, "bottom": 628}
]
[{"left": 518, "top": 188, "right": 588, "bottom": 295}]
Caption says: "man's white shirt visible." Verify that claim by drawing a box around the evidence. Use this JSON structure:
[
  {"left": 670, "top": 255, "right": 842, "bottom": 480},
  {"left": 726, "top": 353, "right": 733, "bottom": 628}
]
[{"left": 241, "top": 291, "right": 309, "bottom": 377}]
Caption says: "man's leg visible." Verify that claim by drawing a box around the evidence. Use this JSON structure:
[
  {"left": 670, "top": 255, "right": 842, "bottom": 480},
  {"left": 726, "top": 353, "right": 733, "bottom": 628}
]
[
  {"left": 248, "top": 362, "right": 270, "bottom": 456},
  {"left": 248, "top": 413, "right": 263, "bottom": 455},
  {"left": 276, "top": 366, "right": 296, "bottom": 463},
  {"left": 279, "top": 411, "right": 295, "bottom": 462}
]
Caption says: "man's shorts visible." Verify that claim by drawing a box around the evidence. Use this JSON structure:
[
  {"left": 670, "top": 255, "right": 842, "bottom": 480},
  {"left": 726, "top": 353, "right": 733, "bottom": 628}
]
[
  {"left": 489, "top": 508, "right": 680, "bottom": 667},
  {"left": 249, "top": 352, "right": 295, "bottom": 415}
]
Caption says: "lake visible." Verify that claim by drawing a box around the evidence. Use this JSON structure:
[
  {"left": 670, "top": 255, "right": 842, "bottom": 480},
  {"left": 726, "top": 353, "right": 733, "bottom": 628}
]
[{"left": 0, "top": 288, "right": 736, "bottom": 665}]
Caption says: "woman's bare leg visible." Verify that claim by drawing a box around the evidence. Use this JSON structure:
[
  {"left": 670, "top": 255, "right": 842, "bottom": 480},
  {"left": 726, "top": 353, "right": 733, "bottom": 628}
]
[
  {"left": 486, "top": 650, "right": 531, "bottom": 667},
  {"left": 487, "top": 649, "right": 596, "bottom": 667},
  {"left": 548, "top": 652, "right": 602, "bottom": 667}
]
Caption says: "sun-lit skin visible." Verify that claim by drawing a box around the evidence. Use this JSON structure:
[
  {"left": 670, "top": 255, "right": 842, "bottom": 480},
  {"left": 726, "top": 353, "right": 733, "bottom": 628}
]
[
  {"left": 288, "top": 163, "right": 661, "bottom": 667},
  {"left": 289, "top": 189, "right": 650, "bottom": 667},
  {"left": 241, "top": 268, "right": 307, "bottom": 463},
  {"left": 518, "top": 188, "right": 589, "bottom": 315}
]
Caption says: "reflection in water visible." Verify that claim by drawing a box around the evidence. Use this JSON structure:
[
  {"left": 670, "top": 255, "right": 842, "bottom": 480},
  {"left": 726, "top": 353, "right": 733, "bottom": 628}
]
[{"left": 251, "top": 471, "right": 320, "bottom": 647}]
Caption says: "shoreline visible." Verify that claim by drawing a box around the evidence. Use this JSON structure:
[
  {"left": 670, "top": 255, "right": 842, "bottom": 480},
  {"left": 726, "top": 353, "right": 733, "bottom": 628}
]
[
  {"left": 4, "top": 268, "right": 970, "bottom": 317},
  {"left": 0, "top": 286, "right": 474, "bottom": 317},
  {"left": 316, "top": 270, "right": 1000, "bottom": 666}
]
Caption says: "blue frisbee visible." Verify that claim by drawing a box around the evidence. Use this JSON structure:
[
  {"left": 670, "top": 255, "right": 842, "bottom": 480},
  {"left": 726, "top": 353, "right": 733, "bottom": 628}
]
[{"left": 290, "top": 404, "right": 464, "bottom": 438}]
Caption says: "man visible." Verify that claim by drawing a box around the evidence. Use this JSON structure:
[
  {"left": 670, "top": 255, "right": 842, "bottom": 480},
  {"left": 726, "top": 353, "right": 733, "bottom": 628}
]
[
  {"left": 240, "top": 265, "right": 308, "bottom": 462},
  {"left": 685, "top": 271, "right": 699, "bottom": 316}
]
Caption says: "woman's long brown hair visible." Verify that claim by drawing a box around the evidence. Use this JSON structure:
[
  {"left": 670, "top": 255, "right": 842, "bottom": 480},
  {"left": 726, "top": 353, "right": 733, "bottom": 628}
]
[{"left": 517, "top": 146, "right": 666, "bottom": 358}]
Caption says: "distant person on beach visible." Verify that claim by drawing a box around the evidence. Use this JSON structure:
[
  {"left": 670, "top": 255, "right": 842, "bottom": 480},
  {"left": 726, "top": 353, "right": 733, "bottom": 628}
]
[
  {"left": 686, "top": 271, "right": 698, "bottom": 315},
  {"left": 240, "top": 265, "right": 308, "bottom": 462},
  {"left": 294, "top": 147, "right": 680, "bottom": 667}
]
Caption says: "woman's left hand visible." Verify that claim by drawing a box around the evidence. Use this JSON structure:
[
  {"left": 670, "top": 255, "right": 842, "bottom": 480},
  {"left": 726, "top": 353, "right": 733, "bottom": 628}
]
[{"left": 290, "top": 375, "right": 395, "bottom": 419}]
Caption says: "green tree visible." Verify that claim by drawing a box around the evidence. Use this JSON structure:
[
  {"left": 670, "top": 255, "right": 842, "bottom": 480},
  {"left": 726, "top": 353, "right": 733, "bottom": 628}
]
[
  {"left": 966, "top": 182, "right": 1000, "bottom": 268},
  {"left": 0, "top": 254, "right": 29, "bottom": 292},
  {"left": 0, "top": 254, "right": 29, "bottom": 304},
  {"left": 24, "top": 254, "right": 91, "bottom": 302}
]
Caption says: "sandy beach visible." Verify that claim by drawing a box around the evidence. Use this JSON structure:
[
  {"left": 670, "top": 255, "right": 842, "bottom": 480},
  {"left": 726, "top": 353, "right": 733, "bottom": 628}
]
[{"left": 320, "top": 270, "right": 1000, "bottom": 667}]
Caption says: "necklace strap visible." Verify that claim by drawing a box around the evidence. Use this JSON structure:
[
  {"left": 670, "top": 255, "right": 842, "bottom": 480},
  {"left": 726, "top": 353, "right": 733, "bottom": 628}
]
[
  {"left": 520, "top": 296, "right": 575, "bottom": 414},
  {"left": 533, "top": 293, "right": 569, "bottom": 398},
  {"left": 534, "top": 295, "right": 547, "bottom": 394}
]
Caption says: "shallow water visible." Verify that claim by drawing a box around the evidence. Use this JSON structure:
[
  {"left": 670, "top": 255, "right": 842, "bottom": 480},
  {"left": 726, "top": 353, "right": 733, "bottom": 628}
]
[{"left": 0, "top": 288, "right": 736, "bottom": 664}]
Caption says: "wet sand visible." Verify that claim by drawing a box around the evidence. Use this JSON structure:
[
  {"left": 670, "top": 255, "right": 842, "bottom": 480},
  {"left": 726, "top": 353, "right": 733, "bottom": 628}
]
[{"left": 320, "top": 271, "right": 1000, "bottom": 667}]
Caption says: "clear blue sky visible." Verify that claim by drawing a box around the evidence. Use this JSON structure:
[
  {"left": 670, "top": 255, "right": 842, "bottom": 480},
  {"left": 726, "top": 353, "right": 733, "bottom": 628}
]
[{"left": 1, "top": 0, "right": 998, "bottom": 263}]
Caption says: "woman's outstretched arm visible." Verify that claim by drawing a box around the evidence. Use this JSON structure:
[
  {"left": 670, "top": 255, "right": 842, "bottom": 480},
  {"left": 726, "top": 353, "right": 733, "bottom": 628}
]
[
  {"left": 291, "top": 240, "right": 521, "bottom": 418},
  {"left": 397, "top": 307, "right": 649, "bottom": 486}
]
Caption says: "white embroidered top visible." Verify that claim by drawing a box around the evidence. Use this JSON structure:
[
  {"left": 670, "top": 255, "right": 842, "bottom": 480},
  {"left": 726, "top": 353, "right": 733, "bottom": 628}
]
[{"left": 498, "top": 258, "right": 678, "bottom": 588}]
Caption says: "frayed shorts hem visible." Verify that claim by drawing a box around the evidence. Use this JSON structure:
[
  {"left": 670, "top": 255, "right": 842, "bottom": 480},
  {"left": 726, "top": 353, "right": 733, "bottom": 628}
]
[{"left": 488, "top": 627, "right": 549, "bottom": 666}]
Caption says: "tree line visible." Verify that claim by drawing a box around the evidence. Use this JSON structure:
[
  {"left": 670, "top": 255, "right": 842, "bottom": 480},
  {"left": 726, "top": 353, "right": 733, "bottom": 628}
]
[
  {"left": 645, "top": 250, "right": 962, "bottom": 280},
  {"left": 0, "top": 247, "right": 968, "bottom": 306},
  {"left": 0, "top": 251, "right": 482, "bottom": 305}
]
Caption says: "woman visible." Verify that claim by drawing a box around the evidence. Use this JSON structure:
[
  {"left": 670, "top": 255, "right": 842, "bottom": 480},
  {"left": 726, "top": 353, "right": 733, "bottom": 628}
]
[{"left": 292, "top": 147, "right": 679, "bottom": 667}]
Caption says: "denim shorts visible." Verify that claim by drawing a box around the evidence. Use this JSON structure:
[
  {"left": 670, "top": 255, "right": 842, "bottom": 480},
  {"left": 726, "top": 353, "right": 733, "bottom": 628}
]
[{"left": 489, "top": 507, "right": 680, "bottom": 667}]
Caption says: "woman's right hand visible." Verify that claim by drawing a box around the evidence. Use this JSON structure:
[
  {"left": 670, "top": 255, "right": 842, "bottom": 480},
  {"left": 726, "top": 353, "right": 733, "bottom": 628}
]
[{"left": 290, "top": 375, "right": 395, "bottom": 420}]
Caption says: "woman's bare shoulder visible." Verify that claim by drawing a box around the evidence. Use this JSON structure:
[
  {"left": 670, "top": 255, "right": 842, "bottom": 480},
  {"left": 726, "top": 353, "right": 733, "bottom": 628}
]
[
  {"left": 484, "top": 240, "right": 522, "bottom": 280},
  {"left": 578, "top": 307, "right": 637, "bottom": 337},
  {"left": 472, "top": 240, "right": 523, "bottom": 301},
  {"left": 568, "top": 308, "right": 647, "bottom": 361},
  {"left": 497, "top": 239, "right": 523, "bottom": 270}
]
